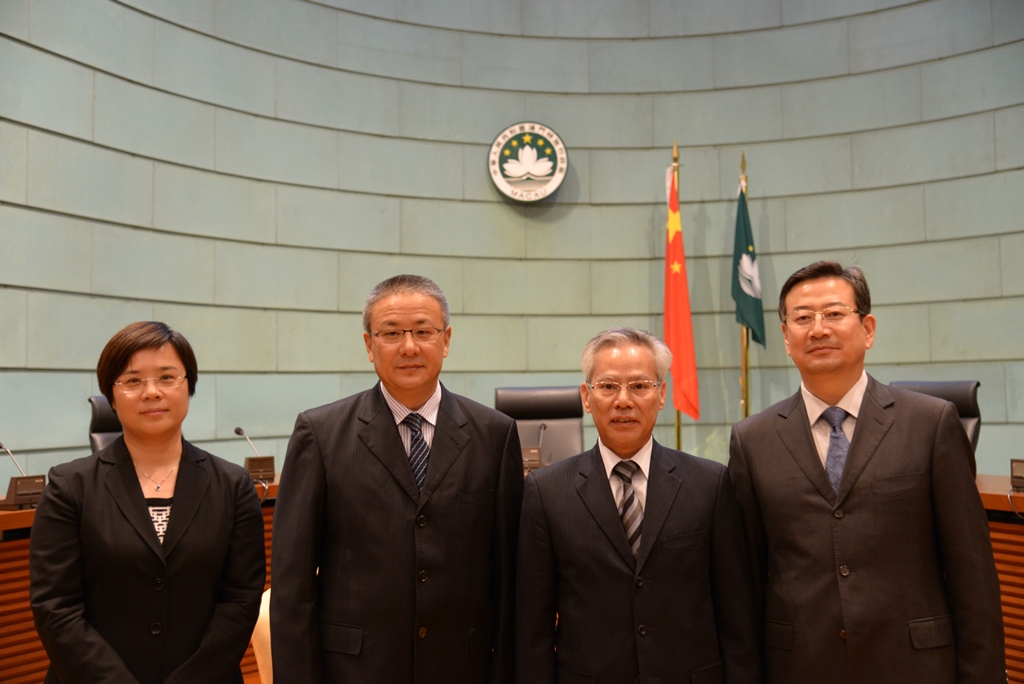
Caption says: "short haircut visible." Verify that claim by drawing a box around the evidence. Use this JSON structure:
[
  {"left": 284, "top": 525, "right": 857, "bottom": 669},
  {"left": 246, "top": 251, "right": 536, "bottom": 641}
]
[
  {"left": 778, "top": 260, "right": 872, "bottom": 322},
  {"left": 580, "top": 327, "right": 673, "bottom": 383},
  {"left": 362, "top": 274, "right": 450, "bottom": 332},
  {"left": 97, "top": 321, "right": 198, "bottom": 405}
]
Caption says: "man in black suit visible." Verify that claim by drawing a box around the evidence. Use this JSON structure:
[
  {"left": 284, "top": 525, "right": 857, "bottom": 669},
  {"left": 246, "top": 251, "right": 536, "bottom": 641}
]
[
  {"left": 271, "top": 274, "right": 524, "bottom": 683},
  {"left": 516, "top": 327, "right": 760, "bottom": 684},
  {"left": 728, "top": 261, "right": 1004, "bottom": 683}
]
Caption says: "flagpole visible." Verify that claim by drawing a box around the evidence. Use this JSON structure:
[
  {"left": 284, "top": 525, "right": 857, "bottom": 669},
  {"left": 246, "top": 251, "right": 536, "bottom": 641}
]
[
  {"left": 739, "top": 152, "right": 751, "bottom": 419},
  {"left": 673, "top": 140, "right": 682, "bottom": 450}
]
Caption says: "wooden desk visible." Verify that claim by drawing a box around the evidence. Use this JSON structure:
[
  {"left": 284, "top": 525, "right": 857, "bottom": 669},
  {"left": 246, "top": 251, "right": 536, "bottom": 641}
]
[
  {"left": 978, "top": 475, "right": 1024, "bottom": 683},
  {"left": 0, "top": 477, "right": 278, "bottom": 684}
]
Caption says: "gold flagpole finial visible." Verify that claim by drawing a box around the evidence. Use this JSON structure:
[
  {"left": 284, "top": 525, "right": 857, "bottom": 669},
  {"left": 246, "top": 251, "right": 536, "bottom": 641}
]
[
  {"left": 739, "top": 150, "right": 747, "bottom": 193},
  {"left": 672, "top": 139, "right": 679, "bottom": 167}
]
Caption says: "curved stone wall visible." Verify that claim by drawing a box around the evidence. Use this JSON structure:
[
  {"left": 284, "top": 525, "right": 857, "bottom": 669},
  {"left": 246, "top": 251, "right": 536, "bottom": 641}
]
[{"left": 0, "top": 0, "right": 1021, "bottom": 476}]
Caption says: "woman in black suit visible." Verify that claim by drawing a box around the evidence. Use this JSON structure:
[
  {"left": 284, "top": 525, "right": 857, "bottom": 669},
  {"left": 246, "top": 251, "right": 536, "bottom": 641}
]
[{"left": 30, "top": 321, "right": 266, "bottom": 683}]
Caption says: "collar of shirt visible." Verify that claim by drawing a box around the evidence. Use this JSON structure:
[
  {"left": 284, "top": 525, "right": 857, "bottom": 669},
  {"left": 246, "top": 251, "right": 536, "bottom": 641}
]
[
  {"left": 800, "top": 370, "right": 868, "bottom": 466},
  {"left": 380, "top": 381, "right": 442, "bottom": 450},
  {"left": 801, "top": 370, "right": 868, "bottom": 424},
  {"left": 598, "top": 436, "right": 653, "bottom": 510},
  {"left": 380, "top": 381, "right": 441, "bottom": 425}
]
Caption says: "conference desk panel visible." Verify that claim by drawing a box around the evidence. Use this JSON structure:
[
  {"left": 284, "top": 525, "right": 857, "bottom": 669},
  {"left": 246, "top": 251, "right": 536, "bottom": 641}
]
[
  {"left": 2, "top": 476, "right": 1021, "bottom": 682},
  {"left": 978, "top": 475, "right": 1024, "bottom": 684}
]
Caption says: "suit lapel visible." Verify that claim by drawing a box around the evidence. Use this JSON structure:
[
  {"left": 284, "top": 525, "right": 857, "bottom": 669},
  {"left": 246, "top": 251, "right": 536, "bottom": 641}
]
[
  {"left": 102, "top": 439, "right": 167, "bottom": 563},
  {"left": 357, "top": 386, "right": 421, "bottom": 502},
  {"left": 635, "top": 444, "right": 680, "bottom": 572},
  {"left": 576, "top": 448, "right": 636, "bottom": 570},
  {"left": 836, "top": 376, "right": 894, "bottom": 504},
  {"left": 161, "top": 443, "right": 210, "bottom": 557},
  {"left": 776, "top": 392, "right": 836, "bottom": 503},
  {"left": 421, "top": 387, "right": 469, "bottom": 502}
]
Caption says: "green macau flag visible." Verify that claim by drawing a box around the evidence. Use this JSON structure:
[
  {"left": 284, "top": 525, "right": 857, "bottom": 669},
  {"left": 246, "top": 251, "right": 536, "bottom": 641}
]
[{"left": 731, "top": 188, "right": 766, "bottom": 346}]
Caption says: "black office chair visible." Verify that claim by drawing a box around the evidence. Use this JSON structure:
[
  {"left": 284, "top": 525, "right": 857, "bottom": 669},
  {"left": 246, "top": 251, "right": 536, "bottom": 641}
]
[
  {"left": 494, "top": 386, "right": 585, "bottom": 471},
  {"left": 889, "top": 380, "right": 981, "bottom": 452},
  {"left": 88, "top": 395, "right": 123, "bottom": 452}
]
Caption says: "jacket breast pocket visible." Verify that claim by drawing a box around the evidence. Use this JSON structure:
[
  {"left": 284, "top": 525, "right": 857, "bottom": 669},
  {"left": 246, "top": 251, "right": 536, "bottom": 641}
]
[
  {"left": 909, "top": 615, "right": 954, "bottom": 649},
  {"left": 661, "top": 529, "right": 707, "bottom": 551},
  {"left": 872, "top": 471, "right": 924, "bottom": 495},
  {"left": 457, "top": 489, "right": 495, "bottom": 506},
  {"left": 321, "top": 621, "right": 363, "bottom": 655}
]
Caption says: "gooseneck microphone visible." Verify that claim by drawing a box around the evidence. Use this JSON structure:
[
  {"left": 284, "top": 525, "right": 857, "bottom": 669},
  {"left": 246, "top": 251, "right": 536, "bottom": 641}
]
[
  {"left": 235, "top": 427, "right": 274, "bottom": 501},
  {"left": 0, "top": 441, "right": 27, "bottom": 476},
  {"left": 234, "top": 427, "right": 262, "bottom": 458}
]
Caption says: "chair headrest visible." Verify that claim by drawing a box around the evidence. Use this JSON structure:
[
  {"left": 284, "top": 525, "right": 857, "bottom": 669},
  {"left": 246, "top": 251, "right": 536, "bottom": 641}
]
[
  {"left": 89, "top": 395, "right": 123, "bottom": 433},
  {"left": 889, "top": 381, "right": 979, "bottom": 418},
  {"left": 494, "top": 386, "right": 583, "bottom": 420}
]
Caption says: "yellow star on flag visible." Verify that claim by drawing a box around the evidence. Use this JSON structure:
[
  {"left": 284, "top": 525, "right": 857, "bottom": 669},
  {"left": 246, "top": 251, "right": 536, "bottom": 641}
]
[
  {"left": 522, "top": 134, "right": 532, "bottom": 143},
  {"left": 671, "top": 261, "right": 682, "bottom": 274}
]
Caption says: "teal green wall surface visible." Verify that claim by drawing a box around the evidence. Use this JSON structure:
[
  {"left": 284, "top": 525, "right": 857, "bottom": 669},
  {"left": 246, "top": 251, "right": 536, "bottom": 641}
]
[{"left": 1, "top": 0, "right": 1022, "bottom": 478}]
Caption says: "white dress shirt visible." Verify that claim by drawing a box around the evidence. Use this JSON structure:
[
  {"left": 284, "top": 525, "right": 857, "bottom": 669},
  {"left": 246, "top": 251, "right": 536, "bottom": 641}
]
[
  {"left": 800, "top": 371, "right": 868, "bottom": 468},
  {"left": 380, "top": 381, "right": 442, "bottom": 454},
  {"left": 597, "top": 436, "right": 653, "bottom": 511}
]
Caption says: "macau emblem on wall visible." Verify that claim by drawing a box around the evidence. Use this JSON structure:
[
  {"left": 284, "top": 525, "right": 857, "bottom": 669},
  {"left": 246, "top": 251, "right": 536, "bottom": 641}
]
[{"left": 488, "top": 123, "right": 568, "bottom": 202}]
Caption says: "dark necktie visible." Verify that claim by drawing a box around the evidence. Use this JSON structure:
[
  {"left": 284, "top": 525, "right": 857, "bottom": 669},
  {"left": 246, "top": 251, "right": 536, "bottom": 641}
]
[
  {"left": 822, "top": 406, "right": 850, "bottom": 495},
  {"left": 613, "top": 460, "right": 643, "bottom": 557},
  {"left": 403, "top": 412, "right": 430, "bottom": 491}
]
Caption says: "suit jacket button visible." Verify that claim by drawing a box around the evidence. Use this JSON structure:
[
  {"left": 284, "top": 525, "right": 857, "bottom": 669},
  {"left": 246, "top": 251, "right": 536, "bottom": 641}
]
[
  {"left": 635, "top": 576, "right": 644, "bottom": 588},
  {"left": 416, "top": 515, "right": 427, "bottom": 527},
  {"left": 839, "top": 565, "right": 850, "bottom": 576},
  {"left": 418, "top": 570, "right": 428, "bottom": 582},
  {"left": 834, "top": 508, "right": 844, "bottom": 518},
  {"left": 839, "top": 629, "right": 847, "bottom": 639},
  {"left": 637, "top": 624, "right": 647, "bottom": 636},
  {"left": 417, "top": 627, "right": 427, "bottom": 638},
  {"left": 150, "top": 622, "right": 162, "bottom": 635},
  {"left": 154, "top": 578, "right": 165, "bottom": 591}
]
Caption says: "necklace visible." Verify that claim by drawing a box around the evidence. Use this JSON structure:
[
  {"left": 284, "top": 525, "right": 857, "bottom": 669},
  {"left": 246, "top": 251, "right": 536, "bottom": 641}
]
[{"left": 136, "top": 461, "right": 180, "bottom": 491}]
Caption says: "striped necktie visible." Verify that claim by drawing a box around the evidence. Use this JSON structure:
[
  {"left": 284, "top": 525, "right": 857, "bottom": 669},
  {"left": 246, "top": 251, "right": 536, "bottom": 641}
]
[
  {"left": 613, "top": 460, "right": 643, "bottom": 557},
  {"left": 822, "top": 406, "right": 850, "bottom": 495},
  {"left": 403, "top": 412, "right": 430, "bottom": 491}
]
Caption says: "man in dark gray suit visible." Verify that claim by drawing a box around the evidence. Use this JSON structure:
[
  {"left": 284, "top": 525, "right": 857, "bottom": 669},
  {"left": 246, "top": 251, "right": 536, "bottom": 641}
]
[
  {"left": 729, "top": 260, "right": 1004, "bottom": 683},
  {"left": 271, "top": 274, "right": 523, "bottom": 683},
  {"left": 516, "top": 327, "right": 760, "bottom": 684}
]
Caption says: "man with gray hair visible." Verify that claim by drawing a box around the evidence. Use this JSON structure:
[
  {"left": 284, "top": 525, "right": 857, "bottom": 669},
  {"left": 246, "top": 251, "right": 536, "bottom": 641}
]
[
  {"left": 272, "top": 274, "right": 524, "bottom": 683},
  {"left": 516, "top": 326, "right": 760, "bottom": 684}
]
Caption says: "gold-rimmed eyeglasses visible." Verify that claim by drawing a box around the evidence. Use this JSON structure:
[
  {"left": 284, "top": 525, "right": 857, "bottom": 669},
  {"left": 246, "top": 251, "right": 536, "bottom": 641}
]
[
  {"left": 587, "top": 380, "right": 662, "bottom": 398},
  {"left": 113, "top": 375, "right": 187, "bottom": 395},
  {"left": 785, "top": 305, "right": 864, "bottom": 329}
]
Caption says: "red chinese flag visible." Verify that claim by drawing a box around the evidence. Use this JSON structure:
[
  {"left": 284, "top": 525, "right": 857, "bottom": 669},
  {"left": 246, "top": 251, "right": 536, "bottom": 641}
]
[{"left": 663, "top": 168, "right": 700, "bottom": 420}]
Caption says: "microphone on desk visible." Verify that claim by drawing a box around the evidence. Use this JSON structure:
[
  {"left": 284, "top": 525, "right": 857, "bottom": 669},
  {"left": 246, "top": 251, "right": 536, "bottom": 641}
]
[
  {"left": 0, "top": 441, "right": 26, "bottom": 477},
  {"left": 234, "top": 427, "right": 275, "bottom": 500},
  {"left": 0, "top": 439, "right": 46, "bottom": 510},
  {"left": 234, "top": 427, "right": 262, "bottom": 459}
]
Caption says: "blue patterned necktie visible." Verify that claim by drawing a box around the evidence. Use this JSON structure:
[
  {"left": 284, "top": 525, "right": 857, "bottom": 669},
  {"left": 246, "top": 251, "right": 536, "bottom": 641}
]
[
  {"left": 403, "top": 412, "right": 430, "bottom": 491},
  {"left": 822, "top": 406, "right": 850, "bottom": 495},
  {"left": 613, "top": 460, "right": 643, "bottom": 557}
]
